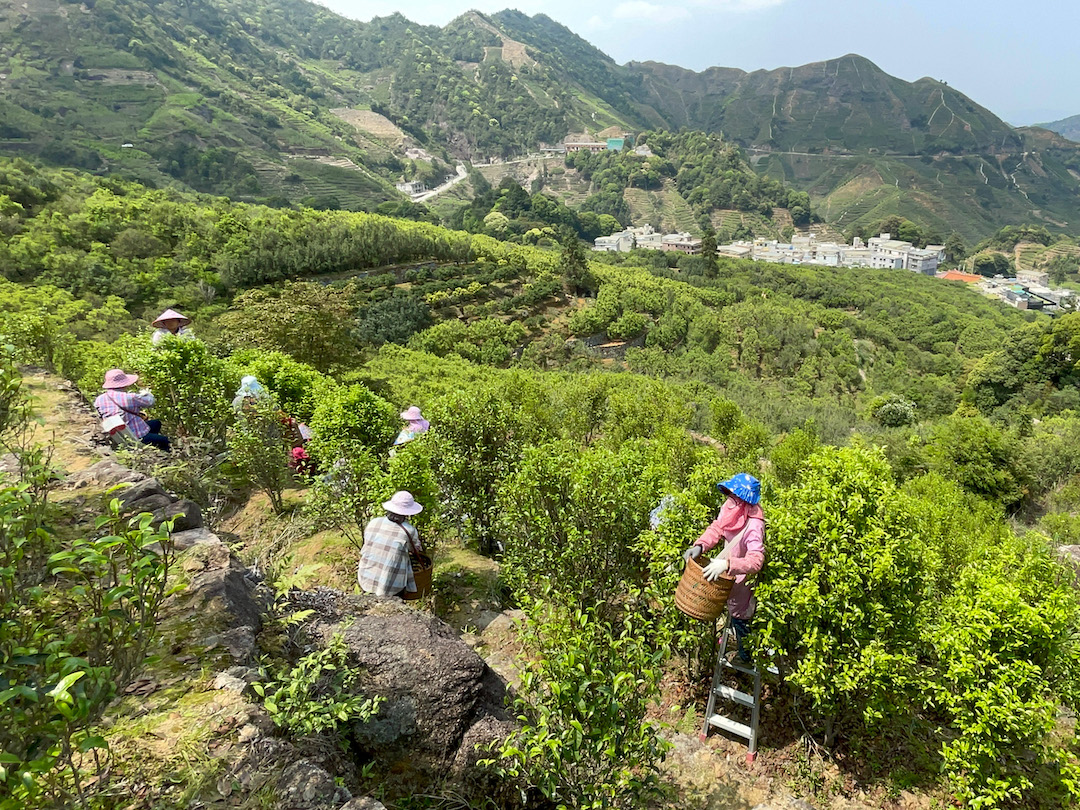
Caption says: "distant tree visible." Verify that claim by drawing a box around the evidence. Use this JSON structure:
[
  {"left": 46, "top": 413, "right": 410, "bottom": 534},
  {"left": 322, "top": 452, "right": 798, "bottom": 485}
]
[
  {"left": 219, "top": 281, "right": 358, "bottom": 372},
  {"left": 700, "top": 228, "right": 718, "bottom": 278},
  {"left": 1048, "top": 253, "right": 1077, "bottom": 285},
  {"left": 971, "top": 252, "right": 1012, "bottom": 277},
  {"left": 559, "top": 229, "right": 590, "bottom": 296},
  {"left": 944, "top": 233, "right": 967, "bottom": 262}
]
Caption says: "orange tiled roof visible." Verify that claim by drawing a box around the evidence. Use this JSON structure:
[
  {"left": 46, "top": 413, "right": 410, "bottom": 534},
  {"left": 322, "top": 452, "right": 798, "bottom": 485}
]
[{"left": 940, "top": 270, "right": 983, "bottom": 283}]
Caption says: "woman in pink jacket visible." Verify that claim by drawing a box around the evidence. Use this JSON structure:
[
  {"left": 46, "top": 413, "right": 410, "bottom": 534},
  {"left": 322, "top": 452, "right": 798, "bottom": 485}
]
[{"left": 684, "top": 473, "right": 765, "bottom": 662}]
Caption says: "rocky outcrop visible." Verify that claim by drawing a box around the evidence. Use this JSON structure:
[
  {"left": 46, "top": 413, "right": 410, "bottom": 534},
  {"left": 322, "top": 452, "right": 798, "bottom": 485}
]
[
  {"left": 62, "top": 459, "right": 206, "bottom": 532},
  {"left": 276, "top": 759, "right": 353, "bottom": 810},
  {"left": 165, "top": 538, "right": 272, "bottom": 661},
  {"left": 63, "top": 434, "right": 511, "bottom": 808},
  {"left": 64, "top": 457, "right": 147, "bottom": 489},
  {"left": 293, "top": 589, "right": 515, "bottom": 782}
]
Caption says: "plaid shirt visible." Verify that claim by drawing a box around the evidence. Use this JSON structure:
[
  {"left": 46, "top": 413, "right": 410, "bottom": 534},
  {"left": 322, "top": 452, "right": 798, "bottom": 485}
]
[
  {"left": 94, "top": 390, "right": 155, "bottom": 439},
  {"left": 358, "top": 517, "right": 420, "bottom": 596}
]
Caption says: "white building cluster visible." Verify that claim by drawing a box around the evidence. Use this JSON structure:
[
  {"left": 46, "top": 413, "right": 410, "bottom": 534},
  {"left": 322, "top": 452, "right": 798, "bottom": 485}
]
[
  {"left": 978, "top": 269, "right": 1076, "bottom": 312},
  {"left": 593, "top": 225, "right": 702, "bottom": 255},
  {"left": 716, "top": 233, "right": 945, "bottom": 274}
]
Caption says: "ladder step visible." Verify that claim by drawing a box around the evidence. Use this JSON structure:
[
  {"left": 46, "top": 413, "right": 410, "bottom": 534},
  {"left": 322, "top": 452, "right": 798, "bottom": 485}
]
[
  {"left": 707, "top": 714, "right": 752, "bottom": 739},
  {"left": 719, "top": 657, "right": 780, "bottom": 677},
  {"left": 713, "top": 684, "right": 754, "bottom": 706},
  {"left": 719, "top": 657, "right": 757, "bottom": 676}
]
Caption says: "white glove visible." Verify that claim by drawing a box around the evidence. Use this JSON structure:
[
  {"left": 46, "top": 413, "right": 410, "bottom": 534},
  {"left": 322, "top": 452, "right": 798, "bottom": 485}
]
[{"left": 702, "top": 557, "right": 729, "bottom": 582}]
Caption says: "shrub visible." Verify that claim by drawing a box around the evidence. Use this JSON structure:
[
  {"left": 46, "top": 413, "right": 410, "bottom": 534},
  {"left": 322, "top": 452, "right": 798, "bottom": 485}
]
[
  {"left": 482, "top": 598, "right": 671, "bottom": 810},
  {"left": 233, "top": 350, "right": 332, "bottom": 423},
  {"left": 303, "top": 448, "right": 386, "bottom": 552},
  {"left": 754, "top": 446, "right": 924, "bottom": 742},
  {"left": 925, "top": 408, "right": 1029, "bottom": 507},
  {"left": 428, "top": 388, "right": 535, "bottom": 553},
  {"left": 607, "top": 310, "right": 649, "bottom": 340},
  {"left": 307, "top": 383, "right": 397, "bottom": 463},
  {"left": 131, "top": 338, "right": 238, "bottom": 445},
  {"left": 227, "top": 397, "right": 293, "bottom": 514},
  {"left": 867, "top": 393, "right": 917, "bottom": 427},
  {"left": 768, "top": 424, "right": 820, "bottom": 487},
  {"left": 253, "top": 632, "right": 383, "bottom": 739},
  {"left": 926, "top": 537, "right": 1080, "bottom": 806},
  {"left": 1, "top": 493, "right": 172, "bottom": 808},
  {"left": 497, "top": 440, "right": 662, "bottom": 606},
  {"left": 710, "top": 397, "right": 743, "bottom": 441}
]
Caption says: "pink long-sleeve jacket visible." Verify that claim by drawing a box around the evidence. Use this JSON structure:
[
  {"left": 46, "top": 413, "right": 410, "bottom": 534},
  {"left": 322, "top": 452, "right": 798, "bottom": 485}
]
[{"left": 695, "top": 515, "right": 765, "bottom": 619}]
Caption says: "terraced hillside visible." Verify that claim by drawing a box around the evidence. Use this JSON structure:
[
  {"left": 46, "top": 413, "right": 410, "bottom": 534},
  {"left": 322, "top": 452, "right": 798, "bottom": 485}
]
[{"left": 1, "top": 0, "right": 1077, "bottom": 240}]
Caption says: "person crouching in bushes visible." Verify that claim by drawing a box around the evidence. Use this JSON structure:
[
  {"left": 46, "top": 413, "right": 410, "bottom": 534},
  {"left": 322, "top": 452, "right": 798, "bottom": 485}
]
[
  {"left": 358, "top": 491, "right": 425, "bottom": 598},
  {"left": 288, "top": 446, "right": 315, "bottom": 477},
  {"left": 234, "top": 375, "right": 313, "bottom": 448},
  {"left": 232, "top": 375, "right": 269, "bottom": 413},
  {"left": 683, "top": 473, "right": 765, "bottom": 662},
  {"left": 94, "top": 368, "right": 171, "bottom": 452},
  {"left": 151, "top": 308, "right": 194, "bottom": 347},
  {"left": 394, "top": 406, "right": 430, "bottom": 447}
]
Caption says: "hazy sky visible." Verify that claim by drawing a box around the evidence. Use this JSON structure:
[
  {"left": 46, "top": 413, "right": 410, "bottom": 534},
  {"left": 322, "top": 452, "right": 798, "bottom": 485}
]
[{"left": 314, "top": 0, "right": 1079, "bottom": 126}]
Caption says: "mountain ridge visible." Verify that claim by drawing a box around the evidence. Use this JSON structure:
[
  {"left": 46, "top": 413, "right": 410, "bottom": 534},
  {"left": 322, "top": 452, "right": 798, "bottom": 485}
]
[
  {"left": 1038, "top": 114, "right": 1080, "bottom": 143},
  {"left": 0, "top": 0, "right": 1076, "bottom": 241}
]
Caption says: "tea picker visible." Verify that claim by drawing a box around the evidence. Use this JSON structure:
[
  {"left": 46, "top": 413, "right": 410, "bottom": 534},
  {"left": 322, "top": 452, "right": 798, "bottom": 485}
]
[
  {"left": 358, "top": 491, "right": 433, "bottom": 600},
  {"left": 676, "top": 473, "right": 768, "bottom": 761}
]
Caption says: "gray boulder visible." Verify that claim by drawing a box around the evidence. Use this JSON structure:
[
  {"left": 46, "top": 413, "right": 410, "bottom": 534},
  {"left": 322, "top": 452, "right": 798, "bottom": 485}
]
[
  {"left": 171, "top": 527, "right": 222, "bottom": 551},
  {"left": 275, "top": 759, "right": 351, "bottom": 810},
  {"left": 118, "top": 477, "right": 169, "bottom": 506},
  {"left": 64, "top": 458, "right": 146, "bottom": 490},
  {"left": 339, "top": 799, "right": 387, "bottom": 810},
  {"left": 152, "top": 499, "right": 203, "bottom": 531},
  {"left": 166, "top": 543, "right": 271, "bottom": 634},
  {"left": 125, "top": 493, "right": 173, "bottom": 515},
  {"left": 304, "top": 592, "right": 512, "bottom": 775}
]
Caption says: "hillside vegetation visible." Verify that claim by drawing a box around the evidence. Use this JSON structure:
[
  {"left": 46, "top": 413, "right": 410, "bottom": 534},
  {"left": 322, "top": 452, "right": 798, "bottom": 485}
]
[
  {"left": 5, "top": 161, "right": 1080, "bottom": 809},
  {"left": 0, "top": 0, "right": 1078, "bottom": 241}
]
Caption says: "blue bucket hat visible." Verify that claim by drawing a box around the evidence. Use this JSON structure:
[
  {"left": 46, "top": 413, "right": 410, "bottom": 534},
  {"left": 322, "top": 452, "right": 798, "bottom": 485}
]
[{"left": 717, "top": 473, "right": 761, "bottom": 505}]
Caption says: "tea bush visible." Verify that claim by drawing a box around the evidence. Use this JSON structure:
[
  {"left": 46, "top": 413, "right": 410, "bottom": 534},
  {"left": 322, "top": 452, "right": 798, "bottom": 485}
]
[
  {"left": 754, "top": 446, "right": 924, "bottom": 740},
  {"left": 926, "top": 537, "right": 1080, "bottom": 806},
  {"left": 307, "top": 383, "right": 397, "bottom": 463},
  {"left": 1, "top": 357, "right": 176, "bottom": 807},
  {"left": 482, "top": 598, "right": 671, "bottom": 810},
  {"left": 498, "top": 440, "right": 662, "bottom": 607},
  {"left": 228, "top": 396, "right": 293, "bottom": 514},
  {"left": 253, "top": 633, "right": 383, "bottom": 740},
  {"left": 232, "top": 350, "right": 332, "bottom": 423},
  {"left": 134, "top": 339, "right": 238, "bottom": 444},
  {"left": 427, "top": 387, "right": 542, "bottom": 553}
]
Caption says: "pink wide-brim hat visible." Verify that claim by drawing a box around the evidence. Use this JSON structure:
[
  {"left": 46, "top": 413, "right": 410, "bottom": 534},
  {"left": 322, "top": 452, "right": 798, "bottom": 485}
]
[
  {"left": 400, "top": 406, "right": 424, "bottom": 421},
  {"left": 151, "top": 308, "right": 192, "bottom": 328},
  {"left": 103, "top": 368, "right": 139, "bottom": 389},
  {"left": 383, "top": 490, "right": 423, "bottom": 516}
]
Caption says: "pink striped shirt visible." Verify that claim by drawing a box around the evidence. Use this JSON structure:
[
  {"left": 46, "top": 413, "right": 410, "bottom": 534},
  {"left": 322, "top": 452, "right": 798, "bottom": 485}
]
[{"left": 94, "top": 390, "right": 155, "bottom": 439}]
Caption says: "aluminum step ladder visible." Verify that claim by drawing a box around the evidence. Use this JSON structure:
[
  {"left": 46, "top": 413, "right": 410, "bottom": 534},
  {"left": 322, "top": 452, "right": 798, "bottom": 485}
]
[{"left": 700, "top": 616, "right": 774, "bottom": 763}]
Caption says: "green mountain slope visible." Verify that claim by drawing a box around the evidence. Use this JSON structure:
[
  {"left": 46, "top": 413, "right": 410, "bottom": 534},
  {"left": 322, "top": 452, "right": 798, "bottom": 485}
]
[
  {"left": 1037, "top": 114, "right": 1080, "bottom": 143},
  {"left": 0, "top": 0, "right": 642, "bottom": 204},
  {"left": 0, "top": 0, "right": 1076, "bottom": 240},
  {"left": 632, "top": 55, "right": 1080, "bottom": 242}
]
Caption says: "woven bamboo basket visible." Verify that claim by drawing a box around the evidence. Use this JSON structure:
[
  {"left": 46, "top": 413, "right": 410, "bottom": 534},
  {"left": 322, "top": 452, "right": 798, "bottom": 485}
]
[
  {"left": 403, "top": 554, "right": 433, "bottom": 601},
  {"left": 674, "top": 556, "right": 734, "bottom": 621}
]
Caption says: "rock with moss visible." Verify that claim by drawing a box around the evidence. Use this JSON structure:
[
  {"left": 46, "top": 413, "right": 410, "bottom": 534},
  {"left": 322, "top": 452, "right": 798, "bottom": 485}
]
[{"left": 298, "top": 590, "right": 515, "bottom": 782}]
